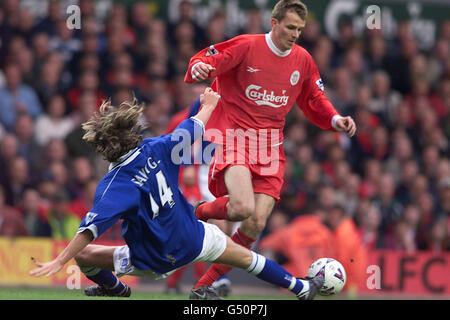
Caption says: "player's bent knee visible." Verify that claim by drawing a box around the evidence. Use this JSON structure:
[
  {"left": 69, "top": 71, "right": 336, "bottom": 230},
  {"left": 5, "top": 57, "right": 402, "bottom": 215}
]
[
  {"left": 228, "top": 200, "right": 255, "bottom": 221},
  {"left": 74, "top": 246, "right": 94, "bottom": 266},
  {"left": 244, "top": 215, "right": 267, "bottom": 235}
]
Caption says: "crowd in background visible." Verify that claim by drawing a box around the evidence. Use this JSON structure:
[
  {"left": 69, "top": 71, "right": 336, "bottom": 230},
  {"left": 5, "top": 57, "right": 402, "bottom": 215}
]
[{"left": 0, "top": 0, "right": 449, "bottom": 256}]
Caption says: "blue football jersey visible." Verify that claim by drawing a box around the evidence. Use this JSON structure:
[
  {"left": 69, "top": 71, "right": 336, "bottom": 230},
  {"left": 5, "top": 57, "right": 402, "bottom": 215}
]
[{"left": 78, "top": 118, "right": 206, "bottom": 274}]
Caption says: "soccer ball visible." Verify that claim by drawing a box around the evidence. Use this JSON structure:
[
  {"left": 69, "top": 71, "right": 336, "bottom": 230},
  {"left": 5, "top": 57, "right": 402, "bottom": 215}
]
[{"left": 307, "top": 258, "right": 346, "bottom": 296}]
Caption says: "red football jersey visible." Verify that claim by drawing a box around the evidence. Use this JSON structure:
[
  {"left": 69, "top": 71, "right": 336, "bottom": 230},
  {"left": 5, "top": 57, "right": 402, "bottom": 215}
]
[{"left": 185, "top": 33, "right": 340, "bottom": 147}]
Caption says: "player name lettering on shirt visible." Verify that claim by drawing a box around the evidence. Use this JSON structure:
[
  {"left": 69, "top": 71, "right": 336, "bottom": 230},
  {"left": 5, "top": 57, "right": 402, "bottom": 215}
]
[
  {"left": 131, "top": 156, "right": 159, "bottom": 187},
  {"left": 245, "top": 84, "right": 289, "bottom": 108}
]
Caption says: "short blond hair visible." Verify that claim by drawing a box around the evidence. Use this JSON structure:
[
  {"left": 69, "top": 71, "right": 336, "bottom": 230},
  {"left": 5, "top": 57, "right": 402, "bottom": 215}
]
[
  {"left": 82, "top": 98, "right": 144, "bottom": 162},
  {"left": 271, "top": 0, "right": 308, "bottom": 22}
]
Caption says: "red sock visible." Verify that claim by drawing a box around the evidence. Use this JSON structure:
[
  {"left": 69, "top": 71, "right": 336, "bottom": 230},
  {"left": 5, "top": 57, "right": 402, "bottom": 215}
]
[
  {"left": 194, "top": 228, "right": 256, "bottom": 289},
  {"left": 193, "top": 262, "right": 207, "bottom": 281},
  {"left": 195, "top": 197, "right": 229, "bottom": 221}
]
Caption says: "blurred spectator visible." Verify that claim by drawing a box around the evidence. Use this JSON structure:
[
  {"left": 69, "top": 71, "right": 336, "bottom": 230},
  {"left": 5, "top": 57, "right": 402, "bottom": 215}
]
[
  {"left": 242, "top": 9, "right": 265, "bottom": 35},
  {"left": 368, "top": 125, "right": 389, "bottom": 160},
  {"left": 34, "top": 138, "right": 68, "bottom": 181},
  {"left": 385, "top": 220, "right": 417, "bottom": 252},
  {"left": 129, "top": 1, "right": 152, "bottom": 44},
  {"left": 365, "top": 34, "right": 387, "bottom": 72},
  {"left": 333, "top": 16, "right": 356, "bottom": 60},
  {"left": 436, "top": 177, "right": 450, "bottom": 218},
  {"left": 259, "top": 208, "right": 334, "bottom": 279},
  {"left": 395, "top": 159, "right": 419, "bottom": 205},
  {"left": 311, "top": 35, "right": 334, "bottom": 83},
  {"left": 169, "top": 0, "right": 204, "bottom": 49},
  {"left": 422, "top": 217, "right": 450, "bottom": 252},
  {"left": 359, "top": 158, "right": 381, "bottom": 199},
  {"left": 326, "top": 67, "right": 354, "bottom": 114},
  {"left": 67, "top": 156, "right": 94, "bottom": 199},
  {"left": 66, "top": 70, "right": 105, "bottom": 111},
  {"left": 356, "top": 200, "right": 383, "bottom": 249},
  {"left": 336, "top": 173, "right": 361, "bottom": 218},
  {"left": 0, "top": 63, "right": 42, "bottom": 130},
  {"left": 372, "top": 173, "right": 404, "bottom": 234},
  {"left": 18, "top": 188, "right": 51, "bottom": 237},
  {"left": 324, "top": 205, "right": 368, "bottom": 293},
  {"left": 34, "top": 95, "right": 74, "bottom": 147},
  {"left": 0, "top": 134, "right": 19, "bottom": 202},
  {"left": 384, "top": 133, "right": 414, "bottom": 183},
  {"left": 49, "top": 18, "right": 81, "bottom": 63},
  {"left": 14, "top": 47, "right": 35, "bottom": 87},
  {"left": 13, "top": 112, "right": 41, "bottom": 167},
  {"left": 368, "top": 70, "right": 402, "bottom": 123},
  {"left": 34, "top": 0, "right": 63, "bottom": 36},
  {"left": 0, "top": 184, "right": 28, "bottom": 237},
  {"left": 6, "top": 156, "right": 32, "bottom": 206},
  {"left": 205, "top": 10, "right": 227, "bottom": 45},
  {"left": 68, "top": 178, "right": 97, "bottom": 220},
  {"left": 47, "top": 190, "right": 80, "bottom": 240},
  {"left": 293, "top": 162, "right": 322, "bottom": 213},
  {"left": 64, "top": 92, "right": 97, "bottom": 161},
  {"left": 31, "top": 32, "right": 52, "bottom": 73},
  {"left": 79, "top": 0, "right": 96, "bottom": 18},
  {"left": 34, "top": 56, "right": 65, "bottom": 105}
]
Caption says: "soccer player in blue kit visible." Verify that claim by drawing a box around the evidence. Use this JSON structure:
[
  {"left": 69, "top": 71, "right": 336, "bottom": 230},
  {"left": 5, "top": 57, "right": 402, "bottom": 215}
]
[{"left": 29, "top": 87, "right": 323, "bottom": 300}]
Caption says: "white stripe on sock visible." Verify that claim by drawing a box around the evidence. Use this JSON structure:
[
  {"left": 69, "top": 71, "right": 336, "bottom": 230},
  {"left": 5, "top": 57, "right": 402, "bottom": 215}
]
[
  {"left": 288, "top": 276, "right": 297, "bottom": 290},
  {"left": 246, "top": 251, "right": 266, "bottom": 275},
  {"left": 109, "top": 278, "right": 120, "bottom": 289},
  {"left": 246, "top": 251, "right": 258, "bottom": 273}
]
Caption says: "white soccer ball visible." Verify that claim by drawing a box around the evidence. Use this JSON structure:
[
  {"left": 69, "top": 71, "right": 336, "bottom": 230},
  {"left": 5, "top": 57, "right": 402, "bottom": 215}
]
[{"left": 307, "top": 257, "right": 346, "bottom": 296}]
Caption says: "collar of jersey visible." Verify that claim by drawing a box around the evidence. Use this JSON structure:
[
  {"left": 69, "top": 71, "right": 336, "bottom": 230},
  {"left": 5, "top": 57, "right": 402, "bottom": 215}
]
[
  {"left": 265, "top": 32, "right": 292, "bottom": 57},
  {"left": 108, "top": 147, "right": 141, "bottom": 171}
]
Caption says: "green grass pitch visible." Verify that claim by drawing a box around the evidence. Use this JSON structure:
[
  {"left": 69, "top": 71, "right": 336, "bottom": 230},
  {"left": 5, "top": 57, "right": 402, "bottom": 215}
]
[{"left": 0, "top": 287, "right": 296, "bottom": 300}]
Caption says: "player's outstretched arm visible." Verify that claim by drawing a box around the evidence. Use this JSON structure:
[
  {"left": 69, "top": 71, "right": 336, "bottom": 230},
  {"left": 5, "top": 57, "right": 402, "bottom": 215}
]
[
  {"left": 192, "top": 87, "right": 220, "bottom": 126},
  {"left": 29, "top": 230, "right": 94, "bottom": 277}
]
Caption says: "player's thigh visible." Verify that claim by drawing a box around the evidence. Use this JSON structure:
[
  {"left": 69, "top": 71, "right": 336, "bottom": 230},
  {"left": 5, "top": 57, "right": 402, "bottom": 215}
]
[
  {"left": 213, "top": 236, "right": 253, "bottom": 269},
  {"left": 75, "top": 244, "right": 117, "bottom": 271},
  {"left": 240, "top": 193, "right": 276, "bottom": 236},
  {"left": 224, "top": 165, "right": 255, "bottom": 213}
]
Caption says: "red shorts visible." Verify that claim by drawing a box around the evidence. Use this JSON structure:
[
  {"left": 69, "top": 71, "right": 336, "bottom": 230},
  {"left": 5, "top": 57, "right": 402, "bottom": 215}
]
[{"left": 208, "top": 143, "right": 285, "bottom": 201}]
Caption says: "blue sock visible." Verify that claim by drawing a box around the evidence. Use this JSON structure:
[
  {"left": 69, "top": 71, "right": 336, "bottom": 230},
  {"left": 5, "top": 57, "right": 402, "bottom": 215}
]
[
  {"left": 246, "top": 251, "right": 309, "bottom": 297},
  {"left": 81, "top": 267, "right": 127, "bottom": 294}
]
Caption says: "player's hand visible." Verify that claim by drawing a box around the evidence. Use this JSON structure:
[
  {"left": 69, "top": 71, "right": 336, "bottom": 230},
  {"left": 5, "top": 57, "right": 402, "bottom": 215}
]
[
  {"left": 191, "top": 62, "right": 216, "bottom": 82},
  {"left": 200, "top": 87, "right": 221, "bottom": 109},
  {"left": 335, "top": 116, "right": 357, "bottom": 137},
  {"left": 29, "top": 257, "right": 64, "bottom": 277}
]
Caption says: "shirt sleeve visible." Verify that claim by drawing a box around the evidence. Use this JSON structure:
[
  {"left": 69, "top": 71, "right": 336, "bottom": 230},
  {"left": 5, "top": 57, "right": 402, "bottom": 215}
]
[
  {"left": 295, "top": 53, "right": 340, "bottom": 131},
  {"left": 148, "top": 117, "right": 205, "bottom": 166},
  {"left": 187, "top": 97, "right": 202, "bottom": 118},
  {"left": 184, "top": 35, "right": 250, "bottom": 83},
  {"left": 77, "top": 178, "right": 139, "bottom": 240}
]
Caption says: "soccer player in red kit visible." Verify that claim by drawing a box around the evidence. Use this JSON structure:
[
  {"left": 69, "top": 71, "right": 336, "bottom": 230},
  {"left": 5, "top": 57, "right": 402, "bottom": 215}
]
[{"left": 184, "top": 0, "right": 356, "bottom": 296}]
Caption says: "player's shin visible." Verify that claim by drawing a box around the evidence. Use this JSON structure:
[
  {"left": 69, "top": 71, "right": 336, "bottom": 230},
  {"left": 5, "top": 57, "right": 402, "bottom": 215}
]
[
  {"left": 80, "top": 266, "right": 127, "bottom": 294},
  {"left": 246, "top": 251, "right": 309, "bottom": 297}
]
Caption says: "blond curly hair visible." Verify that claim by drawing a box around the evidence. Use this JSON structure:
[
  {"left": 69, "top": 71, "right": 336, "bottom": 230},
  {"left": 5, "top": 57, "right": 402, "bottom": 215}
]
[{"left": 82, "top": 98, "right": 144, "bottom": 162}]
